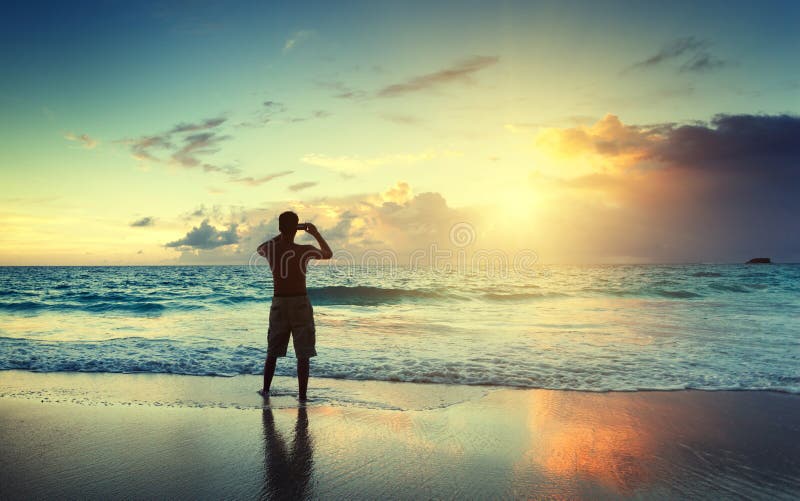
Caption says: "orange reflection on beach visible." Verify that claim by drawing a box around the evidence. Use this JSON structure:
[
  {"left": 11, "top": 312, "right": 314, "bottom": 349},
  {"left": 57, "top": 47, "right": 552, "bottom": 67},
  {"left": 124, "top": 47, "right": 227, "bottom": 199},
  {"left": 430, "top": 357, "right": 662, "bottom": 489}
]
[{"left": 513, "top": 391, "right": 718, "bottom": 496}]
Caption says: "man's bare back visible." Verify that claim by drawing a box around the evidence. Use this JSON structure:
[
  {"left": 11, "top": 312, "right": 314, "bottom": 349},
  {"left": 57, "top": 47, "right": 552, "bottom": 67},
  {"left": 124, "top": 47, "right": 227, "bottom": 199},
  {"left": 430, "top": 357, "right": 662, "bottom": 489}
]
[{"left": 263, "top": 240, "right": 325, "bottom": 296}]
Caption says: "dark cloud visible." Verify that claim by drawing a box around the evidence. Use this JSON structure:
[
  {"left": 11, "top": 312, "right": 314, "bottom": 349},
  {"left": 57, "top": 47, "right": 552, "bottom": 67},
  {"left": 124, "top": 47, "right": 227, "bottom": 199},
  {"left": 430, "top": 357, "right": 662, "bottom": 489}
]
[
  {"left": 632, "top": 37, "right": 707, "bottom": 68},
  {"left": 129, "top": 134, "right": 172, "bottom": 162},
  {"left": 289, "top": 181, "right": 317, "bottom": 192},
  {"left": 624, "top": 37, "right": 726, "bottom": 74},
  {"left": 377, "top": 55, "right": 499, "bottom": 97},
  {"left": 232, "top": 170, "right": 293, "bottom": 186},
  {"left": 550, "top": 113, "right": 800, "bottom": 262},
  {"left": 544, "top": 114, "right": 800, "bottom": 169},
  {"left": 171, "top": 131, "right": 232, "bottom": 169},
  {"left": 165, "top": 219, "right": 239, "bottom": 250},
  {"left": 124, "top": 116, "right": 235, "bottom": 174},
  {"left": 130, "top": 216, "right": 155, "bottom": 227},
  {"left": 169, "top": 117, "right": 226, "bottom": 134},
  {"left": 680, "top": 53, "right": 726, "bottom": 73},
  {"left": 652, "top": 114, "right": 800, "bottom": 168}
]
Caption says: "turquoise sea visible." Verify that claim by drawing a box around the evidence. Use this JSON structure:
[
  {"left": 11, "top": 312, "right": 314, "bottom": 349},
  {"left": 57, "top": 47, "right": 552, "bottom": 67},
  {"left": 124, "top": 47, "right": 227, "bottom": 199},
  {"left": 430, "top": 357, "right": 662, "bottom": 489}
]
[{"left": 1, "top": 264, "right": 798, "bottom": 392}]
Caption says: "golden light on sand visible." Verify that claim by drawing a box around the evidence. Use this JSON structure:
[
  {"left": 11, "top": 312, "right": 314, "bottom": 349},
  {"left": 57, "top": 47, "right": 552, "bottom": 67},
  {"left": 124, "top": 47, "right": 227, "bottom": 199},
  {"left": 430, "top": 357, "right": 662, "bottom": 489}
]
[{"left": 515, "top": 392, "right": 657, "bottom": 494}]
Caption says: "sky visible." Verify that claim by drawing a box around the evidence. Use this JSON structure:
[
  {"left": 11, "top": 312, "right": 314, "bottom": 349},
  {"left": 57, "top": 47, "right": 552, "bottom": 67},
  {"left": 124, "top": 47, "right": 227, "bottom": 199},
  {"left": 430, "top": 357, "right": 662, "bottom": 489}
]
[{"left": 1, "top": 0, "right": 799, "bottom": 265}]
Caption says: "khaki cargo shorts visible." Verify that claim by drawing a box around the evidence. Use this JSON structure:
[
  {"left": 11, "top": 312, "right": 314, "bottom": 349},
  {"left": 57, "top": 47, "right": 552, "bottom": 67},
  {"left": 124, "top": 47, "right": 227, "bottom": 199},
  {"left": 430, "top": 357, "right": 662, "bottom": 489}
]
[{"left": 267, "top": 295, "right": 317, "bottom": 359}]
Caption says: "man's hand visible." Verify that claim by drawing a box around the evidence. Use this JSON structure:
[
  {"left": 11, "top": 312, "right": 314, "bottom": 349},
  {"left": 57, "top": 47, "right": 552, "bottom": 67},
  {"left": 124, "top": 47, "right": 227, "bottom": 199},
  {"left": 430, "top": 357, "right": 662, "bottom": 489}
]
[
  {"left": 302, "top": 223, "right": 333, "bottom": 259},
  {"left": 304, "top": 223, "right": 320, "bottom": 236}
]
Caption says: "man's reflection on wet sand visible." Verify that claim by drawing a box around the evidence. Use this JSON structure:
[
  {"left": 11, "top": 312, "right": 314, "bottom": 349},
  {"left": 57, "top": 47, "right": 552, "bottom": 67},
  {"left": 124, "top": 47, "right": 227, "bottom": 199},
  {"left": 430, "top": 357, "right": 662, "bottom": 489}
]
[{"left": 261, "top": 406, "right": 313, "bottom": 500}]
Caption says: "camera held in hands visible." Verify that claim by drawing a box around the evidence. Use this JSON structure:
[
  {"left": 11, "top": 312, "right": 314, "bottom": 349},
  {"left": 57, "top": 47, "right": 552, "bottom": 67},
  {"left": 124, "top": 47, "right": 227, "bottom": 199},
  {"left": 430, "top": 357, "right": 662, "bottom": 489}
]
[{"left": 297, "top": 223, "right": 310, "bottom": 231}]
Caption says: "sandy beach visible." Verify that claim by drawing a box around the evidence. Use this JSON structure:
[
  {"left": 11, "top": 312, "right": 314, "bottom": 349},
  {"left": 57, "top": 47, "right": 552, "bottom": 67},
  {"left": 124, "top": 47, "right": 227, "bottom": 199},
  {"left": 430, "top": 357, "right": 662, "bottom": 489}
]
[{"left": 1, "top": 371, "right": 799, "bottom": 499}]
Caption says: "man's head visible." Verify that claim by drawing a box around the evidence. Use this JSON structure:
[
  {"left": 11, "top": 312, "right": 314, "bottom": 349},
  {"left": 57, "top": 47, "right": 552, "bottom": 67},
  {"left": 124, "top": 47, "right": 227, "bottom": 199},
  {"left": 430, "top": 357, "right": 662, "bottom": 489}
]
[{"left": 278, "top": 211, "right": 299, "bottom": 239}]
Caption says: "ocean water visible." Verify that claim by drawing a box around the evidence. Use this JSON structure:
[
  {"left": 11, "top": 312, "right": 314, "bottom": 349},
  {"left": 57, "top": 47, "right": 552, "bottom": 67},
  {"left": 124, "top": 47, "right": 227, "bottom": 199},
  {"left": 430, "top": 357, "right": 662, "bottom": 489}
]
[{"left": 0, "top": 264, "right": 798, "bottom": 393}]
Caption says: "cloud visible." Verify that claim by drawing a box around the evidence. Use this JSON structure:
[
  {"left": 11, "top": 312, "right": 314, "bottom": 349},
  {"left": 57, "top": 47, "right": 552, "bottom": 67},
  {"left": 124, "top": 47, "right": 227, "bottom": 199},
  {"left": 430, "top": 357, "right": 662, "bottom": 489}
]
[
  {"left": 540, "top": 113, "right": 800, "bottom": 169},
  {"left": 630, "top": 37, "right": 707, "bottom": 68},
  {"left": 289, "top": 181, "right": 317, "bottom": 192},
  {"left": 232, "top": 170, "right": 293, "bottom": 186},
  {"left": 531, "top": 113, "right": 800, "bottom": 262},
  {"left": 680, "top": 53, "right": 726, "bottom": 73},
  {"left": 182, "top": 205, "right": 229, "bottom": 222},
  {"left": 160, "top": 114, "right": 800, "bottom": 264},
  {"left": 64, "top": 132, "right": 97, "bottom": 149},
  {"left": 316, "top": 80, "right": 367, "bottom": 100},
  {"left": 283, "top": 30, "right": 315, "bottom": 53},
  {"left": 624, "top": 37, "right": 726, "bottom": 74},
  {"left": 382, "top": 182, "right": 412, "bottom": 204},
  {"left": 382, "top": 113, "right": 423, "bottom": 125},
  {"left": 123, "top": 116, "right": 236, "bottom": 174},
  {"left": 651, "top": 114, "right": 800, "bottom": 167},
  {"left": 377, "top": 55, "right": 499, "bottom": 97},
  {"left": 165, "top": 219, "right": 239, "bottom": 250},
  {"left": 130, "top": 217, "right": 155, "bottom": 227},
  {"left": 237, "top": 101, "right": 329, "bottom": 128},
  {"left": 287, "top": 110, "right": 332, "bottom": 123},
  {"left": 168, "top": 117, "right": 226, "bottom": 134},
  {"left": 262, "top": 101, "right": 285, "bottom": 111},
  {"left": 235, "top": 101, "right": 287, "bottom": 128},
  {"left": 166, "top": 181, "right": 477, "bottom": 264},
  {"left": 535, "top": 113, "right": 659, "bottom": 171},
  {"left": 301, "top": 149, "right": 460, "bottom": 175},
  {"left": 190, "top": 207, "right": 206, "bottom": 217},
  {"left": 171, "top": 131, "right": 232, "bottom": 169},
  {"left": 129, "top": 134, "right": 172, "bottom": 162}
]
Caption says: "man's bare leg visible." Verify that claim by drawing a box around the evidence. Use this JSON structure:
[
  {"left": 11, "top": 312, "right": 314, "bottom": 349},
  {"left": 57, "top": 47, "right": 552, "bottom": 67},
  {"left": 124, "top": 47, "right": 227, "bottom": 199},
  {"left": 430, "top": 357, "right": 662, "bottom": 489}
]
[
  {"left": 297, "top": 358, "right": 310, "bottom": 401},
  {"left": 260, "top": 355, "right": 278, "bottom": 397}
]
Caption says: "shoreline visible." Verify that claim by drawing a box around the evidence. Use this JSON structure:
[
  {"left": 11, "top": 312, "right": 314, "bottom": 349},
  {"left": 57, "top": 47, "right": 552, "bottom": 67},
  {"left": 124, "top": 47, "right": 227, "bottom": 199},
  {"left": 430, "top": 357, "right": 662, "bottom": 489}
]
[
  {"left": 2, "top": 368, "right": 799, "bottom": 397},
  {"left": 2, "top": 371, "right": 800, "bottom": 499}
]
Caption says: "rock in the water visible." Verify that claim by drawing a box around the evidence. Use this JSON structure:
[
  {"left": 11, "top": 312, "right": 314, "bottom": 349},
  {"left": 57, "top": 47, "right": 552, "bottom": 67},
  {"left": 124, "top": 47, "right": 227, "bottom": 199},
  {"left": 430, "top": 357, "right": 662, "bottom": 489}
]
[{"left": 746, "top": 257, "right": 772, "bottom": 264}]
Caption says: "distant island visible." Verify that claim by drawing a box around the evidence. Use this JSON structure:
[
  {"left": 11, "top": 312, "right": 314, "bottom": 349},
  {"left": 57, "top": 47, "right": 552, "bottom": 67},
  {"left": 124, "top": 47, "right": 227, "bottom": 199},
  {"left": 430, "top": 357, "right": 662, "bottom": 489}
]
[{"left": 746, "top": 257, "right": 772, "bottom": 264}]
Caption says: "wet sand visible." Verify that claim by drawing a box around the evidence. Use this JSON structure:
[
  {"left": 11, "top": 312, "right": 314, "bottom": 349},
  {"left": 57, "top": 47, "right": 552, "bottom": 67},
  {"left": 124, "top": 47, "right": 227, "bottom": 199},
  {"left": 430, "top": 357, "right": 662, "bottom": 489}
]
[{"left": 1, "top": 371, "right": 799, "bottom": 499}]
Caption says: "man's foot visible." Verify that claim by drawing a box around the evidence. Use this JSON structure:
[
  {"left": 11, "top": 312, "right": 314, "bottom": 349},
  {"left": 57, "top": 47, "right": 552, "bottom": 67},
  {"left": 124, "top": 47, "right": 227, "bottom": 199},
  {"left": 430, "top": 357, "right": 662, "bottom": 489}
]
[{"left": 257, "top": 388, "right": 270, "bottom": 398}]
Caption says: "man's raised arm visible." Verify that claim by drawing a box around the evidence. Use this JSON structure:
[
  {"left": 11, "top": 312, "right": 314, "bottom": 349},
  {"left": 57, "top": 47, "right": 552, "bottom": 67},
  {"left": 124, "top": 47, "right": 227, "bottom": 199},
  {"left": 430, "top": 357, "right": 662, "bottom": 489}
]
[{"left": 304, "top": 223, "right": 333, "bottom": 260}]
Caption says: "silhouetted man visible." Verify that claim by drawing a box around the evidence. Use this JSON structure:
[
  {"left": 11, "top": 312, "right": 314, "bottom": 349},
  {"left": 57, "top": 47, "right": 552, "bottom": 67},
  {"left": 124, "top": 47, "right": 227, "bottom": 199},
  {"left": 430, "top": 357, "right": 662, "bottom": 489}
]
[{"left": 257, "top": 211, "right": 332, "bottom": 400}]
